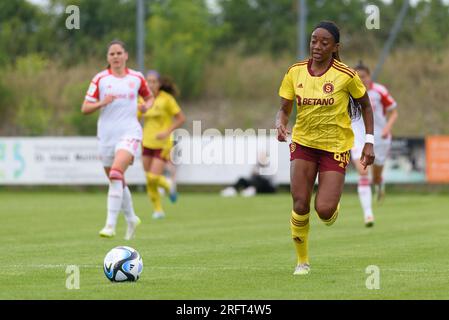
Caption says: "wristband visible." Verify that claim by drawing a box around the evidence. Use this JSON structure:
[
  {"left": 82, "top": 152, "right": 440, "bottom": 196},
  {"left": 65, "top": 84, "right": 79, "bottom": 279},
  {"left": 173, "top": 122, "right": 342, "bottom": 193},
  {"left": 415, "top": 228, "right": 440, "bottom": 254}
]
[{"left": 365, "top": 134, "right": 374, "bottom": 145}]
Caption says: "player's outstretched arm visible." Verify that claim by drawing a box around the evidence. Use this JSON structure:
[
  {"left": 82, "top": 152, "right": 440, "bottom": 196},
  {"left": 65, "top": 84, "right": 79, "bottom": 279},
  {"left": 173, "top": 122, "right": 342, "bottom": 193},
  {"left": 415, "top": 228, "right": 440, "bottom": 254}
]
[
  {"left": 275, "top": 98, "right": 293, "bottom": 142},
  {"left": 355, "top": 92, "right": 375, "bottom": 168}
]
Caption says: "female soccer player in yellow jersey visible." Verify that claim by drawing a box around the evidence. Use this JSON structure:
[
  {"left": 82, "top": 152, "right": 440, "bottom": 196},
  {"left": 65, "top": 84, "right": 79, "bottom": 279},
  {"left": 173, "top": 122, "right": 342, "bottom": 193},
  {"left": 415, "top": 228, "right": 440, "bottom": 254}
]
[
  {"left": 139, "top": 71, "right": 186, "bottom": 219},
  {"left": 275, "top": 21, "right": 375, "bottom": 275}
]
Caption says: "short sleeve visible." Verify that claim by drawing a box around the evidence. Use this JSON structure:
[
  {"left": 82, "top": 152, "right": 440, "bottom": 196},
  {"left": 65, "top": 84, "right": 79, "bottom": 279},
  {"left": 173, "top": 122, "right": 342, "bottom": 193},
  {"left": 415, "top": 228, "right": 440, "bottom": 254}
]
[
  {"left": 347, "top": 73, "right": 366, "bottom": 99},
  {"left": 167, "top": 95, "right": 181, "bottom": 116},
  {"left": 85, "top": 78, "right": 100, "bottom": 102},
  {"left": 138, "top": 75, "right": 151, "bottom": 99},
  {"left": 278, "top": 71, "right": 295, "bottom": 101},
  {"left": 381, "top": 90, "right": 397, "bottom": 112}
]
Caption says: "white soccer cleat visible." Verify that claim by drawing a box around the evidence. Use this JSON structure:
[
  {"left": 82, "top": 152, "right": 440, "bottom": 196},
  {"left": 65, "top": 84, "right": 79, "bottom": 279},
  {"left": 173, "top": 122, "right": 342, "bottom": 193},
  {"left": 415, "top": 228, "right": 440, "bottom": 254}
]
[
  {"left": 365, "top": 215, "right": 375, "bottom": 228},
  {"left": 152, "top": 211, "right": 166, "bottom": 220},
  {"left": 293, "top": 263, "right": 311, "bottom": 276},
  {"left": 125, "top": 216, "right": 141, "bottom": 240},
  {"left": 241, "top": 186, "right": 257, "bottom": 197},
  {"left": 220, "top": 187, "right": 237, "bottom": 197},
  {"left": 99, "top": 226, "right": 116, "bottom": 238}
]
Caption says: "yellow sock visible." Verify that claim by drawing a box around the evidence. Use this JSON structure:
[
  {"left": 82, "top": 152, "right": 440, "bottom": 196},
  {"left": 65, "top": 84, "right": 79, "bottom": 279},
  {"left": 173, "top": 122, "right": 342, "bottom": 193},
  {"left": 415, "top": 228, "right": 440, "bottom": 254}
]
[
  {"left": 146, "top": 173, "right": 163, "bottom": 212},
  {"left": 319, "top": 203, "right": 340, "bottom": 226},
  {"left": 291, "top": 211, "right": 310, "bottom": 265},
  {"left": 156, "top": 175, "right": 170, "bottom": 193}
]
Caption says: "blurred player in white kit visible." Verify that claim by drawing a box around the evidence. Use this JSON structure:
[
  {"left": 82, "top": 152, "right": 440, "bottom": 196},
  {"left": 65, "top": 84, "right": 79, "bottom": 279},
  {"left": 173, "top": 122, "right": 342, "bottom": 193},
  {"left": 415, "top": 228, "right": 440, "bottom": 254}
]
[
  {"left": 81, "top": 40, "right": 154, "bottom": 239},
  {"left": 351, "top": 62, "right": 398, "bottom": 227}
]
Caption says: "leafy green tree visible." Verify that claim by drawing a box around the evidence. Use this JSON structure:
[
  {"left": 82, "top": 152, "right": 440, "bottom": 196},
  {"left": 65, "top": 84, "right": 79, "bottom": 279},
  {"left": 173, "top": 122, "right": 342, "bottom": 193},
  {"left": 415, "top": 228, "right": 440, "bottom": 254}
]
[
  {"left": 147, "top": 0, "right": 218, "bottom": 98},
  {"left": 0, "top": 0, "right": 49, "bottom": 66},
  {"left": 47, "top": 0, "right": 137, "bottom": 65},
  {"left": 405, "top": 0, "right": 449, "bottom": 52}
]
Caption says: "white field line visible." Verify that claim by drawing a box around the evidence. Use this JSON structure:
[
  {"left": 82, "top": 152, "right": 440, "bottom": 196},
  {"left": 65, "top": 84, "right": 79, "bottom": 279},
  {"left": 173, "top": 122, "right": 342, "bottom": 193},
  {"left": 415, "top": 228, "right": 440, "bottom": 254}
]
[{"left": 3, "top": 264, "right": 447, "bottom": 274}]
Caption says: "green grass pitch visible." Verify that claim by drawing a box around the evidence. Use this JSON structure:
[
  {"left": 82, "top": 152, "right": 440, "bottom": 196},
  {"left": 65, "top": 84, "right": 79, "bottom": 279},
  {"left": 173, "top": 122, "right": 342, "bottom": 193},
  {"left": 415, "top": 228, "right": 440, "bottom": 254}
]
[{"left": 1, "top": 190, "right": 448, "bottom": 299}]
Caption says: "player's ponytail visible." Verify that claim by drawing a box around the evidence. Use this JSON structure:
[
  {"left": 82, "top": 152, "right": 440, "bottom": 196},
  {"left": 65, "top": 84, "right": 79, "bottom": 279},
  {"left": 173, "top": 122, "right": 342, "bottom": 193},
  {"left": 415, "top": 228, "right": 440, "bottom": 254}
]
[
  {"left": 348, "top": 96, "right": 362, "bottom": 121},
  {"left": 347, "top": 61, "right": 370, "bottom": 121},
  {"left": 332, "top": 49, "right": 341, "bottom": 62},
  {"left": 159, "top": 76, "right": 180, "bottom": 97},
  {"left": 348, "top": 60, "right": 363, "bottom": 121},
  {"left": 146, "top": 70, "right": 180, "bottom": 97}
]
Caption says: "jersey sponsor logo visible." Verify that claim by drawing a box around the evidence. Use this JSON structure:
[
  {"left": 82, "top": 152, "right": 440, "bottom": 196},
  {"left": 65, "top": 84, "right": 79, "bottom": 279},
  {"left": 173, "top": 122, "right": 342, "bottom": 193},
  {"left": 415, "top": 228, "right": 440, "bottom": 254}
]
[
  {"left": 87, "top": 83, "right": 97, "bottom": 96},
  {"left": 296, "top": 95, "right": 335, "bottom": 106},
  {"left": 323, "top": 82, "right": 334, "bottom": 94},
  {"left": 111, "top": 93, "right": 127, "bottom": 100},
  {"left": 108, "top": 93, "right": 136, "bottom": 100}
]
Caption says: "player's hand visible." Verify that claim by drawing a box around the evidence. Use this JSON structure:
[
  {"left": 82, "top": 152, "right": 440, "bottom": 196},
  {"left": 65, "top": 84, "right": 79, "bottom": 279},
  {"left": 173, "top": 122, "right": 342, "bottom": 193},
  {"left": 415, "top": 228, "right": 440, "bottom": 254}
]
[
  {"left": 276, "top": 124, "right": 290, "bottom": 142},
  {"left": 381, "top": 127, "right": 390, "bottom": 139},
  {"left": 360, "top": 143, "right": 375, "bottom": 169},
  {"left": 156, "top": 131, "right": 170, "bottom": 140},
  {"left": 101, "top": 95, "right": 115, "bottom": 107},
  {"left": 138, "top": 103, "right": 149, "bottom": 113},
  {"left": 139, "top": 96, "right": 155, "bottom": 113}
]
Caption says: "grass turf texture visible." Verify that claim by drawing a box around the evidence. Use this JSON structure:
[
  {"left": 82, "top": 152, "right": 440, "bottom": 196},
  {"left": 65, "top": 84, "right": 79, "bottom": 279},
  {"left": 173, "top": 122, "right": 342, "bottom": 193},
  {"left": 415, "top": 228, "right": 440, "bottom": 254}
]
[{"left": 1, "top": 191, "right": 448, "bottom": 300}]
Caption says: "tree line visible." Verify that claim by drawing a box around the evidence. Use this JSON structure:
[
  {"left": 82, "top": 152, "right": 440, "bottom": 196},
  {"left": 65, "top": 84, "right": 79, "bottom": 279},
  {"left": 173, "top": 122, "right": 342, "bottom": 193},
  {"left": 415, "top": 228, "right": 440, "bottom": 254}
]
[{"left": 0, "top": 0, "right": 448, "bottom": 135}]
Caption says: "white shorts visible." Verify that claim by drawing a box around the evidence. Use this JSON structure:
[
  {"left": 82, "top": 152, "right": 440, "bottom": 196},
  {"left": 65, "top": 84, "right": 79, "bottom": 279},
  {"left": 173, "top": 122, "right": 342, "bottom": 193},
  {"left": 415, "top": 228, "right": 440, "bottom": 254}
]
[
  {"left": 351, "top": 136, "right": 391, "bottom": 166},
  {"left": 98, "top": 137, "right": 141, "bottom": 168}
]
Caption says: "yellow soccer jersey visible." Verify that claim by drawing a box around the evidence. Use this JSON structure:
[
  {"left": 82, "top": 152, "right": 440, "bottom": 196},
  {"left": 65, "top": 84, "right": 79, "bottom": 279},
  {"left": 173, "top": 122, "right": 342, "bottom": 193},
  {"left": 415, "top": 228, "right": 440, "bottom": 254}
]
[
  {"left": 279, "top": 58, "right": 366, "bottom": 153},
  {"left": 138, "top": 90, "right": 181, "bottom": 149}
]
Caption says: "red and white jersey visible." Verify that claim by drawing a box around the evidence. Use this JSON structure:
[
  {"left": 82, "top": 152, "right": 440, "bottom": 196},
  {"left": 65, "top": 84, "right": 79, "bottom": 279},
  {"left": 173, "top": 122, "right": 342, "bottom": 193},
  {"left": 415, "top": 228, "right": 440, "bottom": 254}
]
[
  {"left": 352, "top": 82, "right": 397, "bottom": 140},
  {"left": 85, "top": 68, "right": 151, "bottom": 146}
]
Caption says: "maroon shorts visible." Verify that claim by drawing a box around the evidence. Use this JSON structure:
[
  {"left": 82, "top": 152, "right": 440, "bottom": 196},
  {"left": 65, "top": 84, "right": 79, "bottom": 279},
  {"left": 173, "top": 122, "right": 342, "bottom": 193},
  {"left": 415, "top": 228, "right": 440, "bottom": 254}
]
[
  {"left": 290, "top": 142, "right": 350, "bottom": 174},
  {"left": 142, "top": 147, "right": 168, "bottom": 162}
]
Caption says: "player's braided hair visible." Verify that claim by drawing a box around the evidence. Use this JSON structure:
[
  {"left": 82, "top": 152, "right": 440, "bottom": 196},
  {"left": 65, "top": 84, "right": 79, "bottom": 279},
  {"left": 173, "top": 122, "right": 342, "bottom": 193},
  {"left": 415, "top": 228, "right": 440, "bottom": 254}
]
[
  {"left": 314, "top": 21, "right": 362, "bottom": 121},
  {"left": 348, "top": 60, "right": 372, "bottom": 121}
]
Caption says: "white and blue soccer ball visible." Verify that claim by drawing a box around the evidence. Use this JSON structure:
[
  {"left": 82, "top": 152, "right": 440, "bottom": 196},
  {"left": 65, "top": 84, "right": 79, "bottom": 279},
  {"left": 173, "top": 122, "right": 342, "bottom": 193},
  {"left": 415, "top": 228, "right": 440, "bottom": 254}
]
[{"left": 103, "top": 246, "right": 143, "bottom": 282}]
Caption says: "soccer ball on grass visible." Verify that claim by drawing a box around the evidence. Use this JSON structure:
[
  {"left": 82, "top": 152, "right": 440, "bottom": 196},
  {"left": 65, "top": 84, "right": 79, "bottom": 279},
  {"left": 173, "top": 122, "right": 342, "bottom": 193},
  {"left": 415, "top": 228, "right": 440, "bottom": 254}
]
[{"left": 103, "top": 246, "right": 143, "bottom": 282}]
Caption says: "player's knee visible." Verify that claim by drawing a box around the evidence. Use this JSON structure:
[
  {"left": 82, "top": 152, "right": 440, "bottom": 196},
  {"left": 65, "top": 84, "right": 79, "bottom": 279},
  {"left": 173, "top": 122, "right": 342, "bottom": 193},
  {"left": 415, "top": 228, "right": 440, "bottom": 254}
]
[
  {"left": 293, "top": 198, "right": 310, "bottom": 215},
  {"left": 372, "top": 176, "right": 382, "bottom": 185},
  {"left": 109, "top": 168, "right": 124, "bottom": 182},
  {"left": 315, "top": 203, "right": 336, "bottom": 220},
  {"left": 146, "top": 172, "right": 158, "bottom": 185}
]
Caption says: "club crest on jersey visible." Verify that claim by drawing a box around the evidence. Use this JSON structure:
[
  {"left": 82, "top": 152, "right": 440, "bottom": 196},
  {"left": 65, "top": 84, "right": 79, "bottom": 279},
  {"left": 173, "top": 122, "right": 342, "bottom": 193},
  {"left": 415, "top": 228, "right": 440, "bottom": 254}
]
[
  {"left": 323, "top": 82, "right": 334, "bottom": 94},
  {"left": 128, "top": 81, "right": 136, "bottom": 89},
  {"left": 290, "top": 143, "right": 297, "bottom": 154}
]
